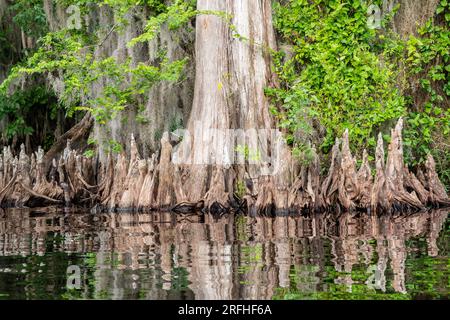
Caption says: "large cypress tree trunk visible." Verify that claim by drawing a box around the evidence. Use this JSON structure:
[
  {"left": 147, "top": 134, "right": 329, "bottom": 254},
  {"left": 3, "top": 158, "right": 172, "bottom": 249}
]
[{"left": 166, "top": 0, "right": 293, "bottom": 211}]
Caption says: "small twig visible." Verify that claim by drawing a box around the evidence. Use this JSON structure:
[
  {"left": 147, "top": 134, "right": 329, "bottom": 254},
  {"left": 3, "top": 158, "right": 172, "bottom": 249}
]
[{"left": 85, "top": 23, "right": 119, "bottom": 50}]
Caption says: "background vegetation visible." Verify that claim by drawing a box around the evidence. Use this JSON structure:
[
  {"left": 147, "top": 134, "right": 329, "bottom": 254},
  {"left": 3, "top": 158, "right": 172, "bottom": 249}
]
[
  {"left": 0, "top": 0, "right": 448, "bottom": 187},
  {"left": 269, "top": 0, "right": 449, "bottom": 187}
]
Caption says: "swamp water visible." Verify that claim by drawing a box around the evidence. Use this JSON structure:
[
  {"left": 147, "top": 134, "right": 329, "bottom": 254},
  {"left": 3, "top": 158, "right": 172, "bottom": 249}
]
[{"left": 0, "top": 208, "right": 448, "bottom": 300}]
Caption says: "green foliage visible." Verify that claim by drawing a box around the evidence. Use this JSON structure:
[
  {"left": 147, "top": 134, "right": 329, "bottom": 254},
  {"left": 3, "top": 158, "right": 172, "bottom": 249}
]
[
  {"left": 235, "top": 144, "right": 262, "bottom": 162},
  {"left": 238, "top": 244, "right": 264, "bottom": 278},
  {"left": 234, "top": 180, "right": 246, "bottom": 199},
  {"left": 0, "top": 28, "right": 14, "bottom": 65},
  {"left": 0, "top": 0, "right": 193, "bottom": 156},
  {"left": 272, "top": 0, "right": 406, "bottom": 155},
  {"left": 127, "top": 0, "right": 236, "bottom": 49},
  {"left": 404, "top": 251, "right": 449, "bottom": 299},
  {"left": 10, "top": 0, "right": 48, "bottom": 39},
  {"left": 83, "top": 149, "right": 96, "bottom": 158},
  {"left": 273, "top": 283, "right": 411, "bottom": 300},
  {"left": 42, "top": 132, "right": 55, "bottom": 151},
  {"left": 1, "top": 0, "right": 47, "bottom": 65},
  {"left": 402, "top": 1, "right": 450, "bottom": 187},
  {"left": 0, "top": 30, "right": 88, "bottom": 104},
  {"left": 0, "top": 85, "right": 58, "bottom": 141},
  {"left": 271, "top": 0, "right": 449, "bottom": 187},
  {"left": 266, "top": 85, "right": 318, "bottom": 164},
  {"left": 83, "top": 139, "right": 97, "bottom": 158},
  {"left": 169, "top": 116, "right": 183, "bottom": 132},
  {"left": 128, "top": 0, "right": 197, "bottom": 47},
  {"left": 0, "top": 25, "right": 188, "bottom": 123},
  {"left": 107, "top": 139, "right": 123, "bottom": 154}
]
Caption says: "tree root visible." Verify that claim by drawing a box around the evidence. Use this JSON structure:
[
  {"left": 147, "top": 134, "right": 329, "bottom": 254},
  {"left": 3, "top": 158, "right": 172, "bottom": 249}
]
[
  {"left": 0, "top": 119, "right": 448, "bottom": 214},
  {"left": 19, "top": 183, "right": 62, "bottom": 203}
]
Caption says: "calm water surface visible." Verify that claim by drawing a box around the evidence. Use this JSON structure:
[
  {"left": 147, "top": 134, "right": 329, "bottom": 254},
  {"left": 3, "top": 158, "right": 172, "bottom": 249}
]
[{"left": 0, "top": 208, "right": 448, "bottom": 300}]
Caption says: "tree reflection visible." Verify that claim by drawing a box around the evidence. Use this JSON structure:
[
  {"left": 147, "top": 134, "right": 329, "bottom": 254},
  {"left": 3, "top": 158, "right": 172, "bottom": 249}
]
[{"left": 0, "top": 208, "right": 447, "bottom": 300}]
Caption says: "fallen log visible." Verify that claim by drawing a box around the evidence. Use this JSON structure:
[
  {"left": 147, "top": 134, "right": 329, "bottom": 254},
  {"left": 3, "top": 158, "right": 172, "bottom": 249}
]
[{"left": 43, "top": 113, "right": 94, "bottom": 173}]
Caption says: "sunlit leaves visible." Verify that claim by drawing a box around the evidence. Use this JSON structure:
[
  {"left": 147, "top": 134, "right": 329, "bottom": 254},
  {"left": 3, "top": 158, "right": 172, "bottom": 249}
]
[{"left": 272, "top": 0, "right": 406, "bottom": 154}]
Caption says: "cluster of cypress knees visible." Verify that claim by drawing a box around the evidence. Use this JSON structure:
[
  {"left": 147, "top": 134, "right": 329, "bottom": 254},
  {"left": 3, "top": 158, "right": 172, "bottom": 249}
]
[{"left": 0, "top": 118, "right": 448, "bottom": 215}]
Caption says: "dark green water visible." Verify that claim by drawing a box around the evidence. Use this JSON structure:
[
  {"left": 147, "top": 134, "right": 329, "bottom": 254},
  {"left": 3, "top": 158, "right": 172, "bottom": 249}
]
[{"left": 0, "top": 208, "right": 448, "bottom": 300}]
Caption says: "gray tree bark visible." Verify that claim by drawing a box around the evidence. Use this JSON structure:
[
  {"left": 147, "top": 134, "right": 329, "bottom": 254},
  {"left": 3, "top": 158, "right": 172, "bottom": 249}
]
[{"left": 167, "top": 0, "right": 293, "bottom": 211}]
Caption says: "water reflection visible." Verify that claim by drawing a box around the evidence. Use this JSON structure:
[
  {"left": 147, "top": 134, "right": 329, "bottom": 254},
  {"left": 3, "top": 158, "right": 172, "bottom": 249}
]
[{"left": 0, "top": 209, "right": 447, "bottom": 300}]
